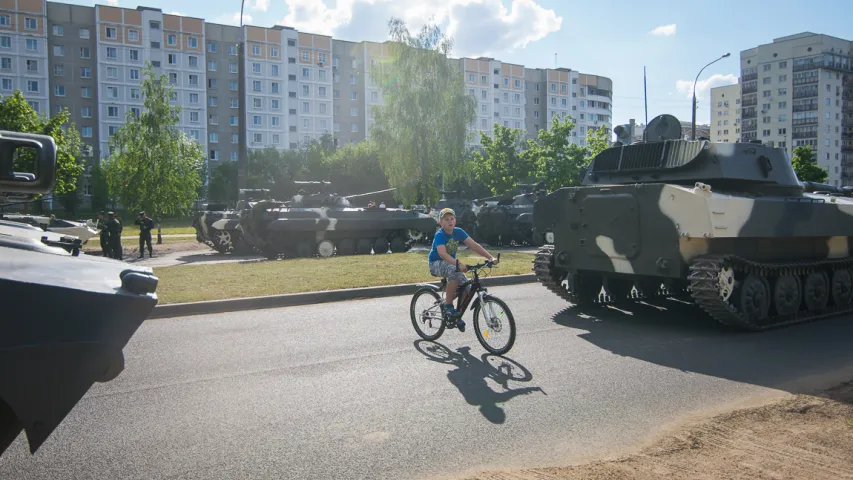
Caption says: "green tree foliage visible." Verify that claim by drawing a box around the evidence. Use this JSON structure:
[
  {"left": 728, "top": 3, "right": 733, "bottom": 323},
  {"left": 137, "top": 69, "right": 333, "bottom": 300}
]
[
  {"left": 0, "top": 89, "right": 84, "bottom": 195},
  {"left": 207, "top": 161, "right": 238, "bottom": 204},
  {"left": 586, "top": 125, "right": 610, "bottom": 159},
  {"left": 472, "top": 123, "right": 533, "bottom": 195},
  {"left": 90, "top": 159, "right": 110, "bottom": 211},
  {"left": 521, "top": 115, "right": 590, "bottom": 191},
  {"left": 323, "top": 140, "right": 390, "bottom": 196},
  {"left": 791, "top": 145, "right": 828, "bottom": 183},
  {"left": 369, "top": 17, "right": 477, "bottom": 205},
  {"left": 103, "top": 62, "right": 205, "bottom": 216}
]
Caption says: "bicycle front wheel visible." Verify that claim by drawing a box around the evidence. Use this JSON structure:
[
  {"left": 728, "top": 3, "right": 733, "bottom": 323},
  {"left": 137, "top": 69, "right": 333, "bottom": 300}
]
[
  {"left": 410, "top": 288, "right": 446, "bottom": 341},
  {"left": 473, "top": 295, "right": 516, "bottom": 355}
]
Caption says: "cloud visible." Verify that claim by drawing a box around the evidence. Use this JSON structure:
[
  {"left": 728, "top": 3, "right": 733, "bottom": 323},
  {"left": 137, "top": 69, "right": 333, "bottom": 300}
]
[
  {"left": 278, "top": 0, "right": 561, "bottom": 57},
  {"left": 212, "top": 11, "right": 254, "bottom": 26},
  {"left": 675, "top": 73, "right": 738, "bottom": 101},
  {"left": 167, "top": 11, "right": 184, "bottom": 16},
  {"left": 649, "top": 24, "right": 676, "bottom": 36},
  {"left": 105, "top": 0, "right": 118, "bottom": 6},
  {"left": 252, "top": 0, "right": 269, "bottom": 12}
]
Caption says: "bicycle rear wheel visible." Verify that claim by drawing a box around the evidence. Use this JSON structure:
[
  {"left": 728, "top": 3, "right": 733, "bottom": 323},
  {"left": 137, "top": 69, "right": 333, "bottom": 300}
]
[
  {"left": 410, "top": 288, "right": 446, "bottom": 340},
  {"left": 473, "top": 295, "right": 516, "bottom": 355}
]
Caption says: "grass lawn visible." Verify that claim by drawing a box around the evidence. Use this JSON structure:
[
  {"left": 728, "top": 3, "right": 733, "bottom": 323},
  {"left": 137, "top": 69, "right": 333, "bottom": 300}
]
[
  {"left": 153, "top": 251, "right": 536, "bottom": 304},
  {"left": 82, "top": 236, "right": 195, "bottom": 251}
]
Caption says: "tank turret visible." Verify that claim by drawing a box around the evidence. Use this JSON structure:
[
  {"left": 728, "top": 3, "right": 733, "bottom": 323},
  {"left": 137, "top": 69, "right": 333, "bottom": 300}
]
[
  {"left": 532, "top": 113, "right": 853, "bottom": 331},
  {"left": 475, "top": 183, "right": 547, "bottom": 246},
  {"left": 0, "top": 130, "right": 159, "bottom": 456}
]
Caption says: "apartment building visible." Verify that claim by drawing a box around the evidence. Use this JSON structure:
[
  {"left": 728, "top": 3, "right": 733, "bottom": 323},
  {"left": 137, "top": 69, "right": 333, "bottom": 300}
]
[
  {"left": 240, "top": 25, "right": 293, "bottom": 151},
  {"left": 525, "top": 68, "right": 612, "bottom": 146},
  {"left": 710, "top": 82, "right": 741, "bottom": 143},
  {"left": 330, "top": 39, "right": 363, "bottom": 145},
  {"left": 362, "top": 40, "right": 389, "bottom": 141},
  {"left": 460, "top": 57, "right": 525, "bottom": 146},
  {"left": 740, "top": 32, "right": 852, "bottom": 186},
  {"left": 0, "top": 0, "right": 48, "bottom": 115},
  {"left": 293, "top": 31, "right": 332, "bottom": 145},
  {"left": 46, "top": 1, "right": 98, "bottom": 196},
  {"left": 203, "top": 22, "right": 239, "bottom": 169}
]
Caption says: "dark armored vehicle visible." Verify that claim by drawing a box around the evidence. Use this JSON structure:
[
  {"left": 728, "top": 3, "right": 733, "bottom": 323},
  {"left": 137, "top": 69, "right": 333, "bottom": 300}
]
[
  {"left": 430, "top": 190, "right": 478, "bottom": 236},
  {"left": 532, "top": 113, "right": 853, "bottom": 330},
  {"left": 475, "top": 184, "right": 546, "bottom": 247},
  {"left": 239, "top": 181, "right": 438, "bottom": 259},
  {"left": 0, "top": 130, "right": 159, "bottom": 456},
  {"left": 192, "top": 188, "right": 270, "bottom": 254}
]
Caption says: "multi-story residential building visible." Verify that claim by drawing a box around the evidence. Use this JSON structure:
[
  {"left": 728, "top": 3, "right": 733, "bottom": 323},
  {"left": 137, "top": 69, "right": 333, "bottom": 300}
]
[
  {"left": 203, "top": 22, "right": 239, "bottom": 168},
  {"left": 0, "top": 0, "right": 49, "bottom": 116},
  {"left": 525, "top": 68, "right": 612, "bottom": 147},
  {"left": 740, "top": 32, "right": 852, "bottom": 186},
  {"left": 294, "top": 31, "right": 332, "bottom": 145},
  {"left": 710, "top": 82, "right": 741, "bottom": 143},
  {"left": 241, "top": 25, "right": 292, "bottom": 151},
  {"left": 460, "top": 57, "right": 525, "bottom": 147},
  {"left": 330, "top": 38, "right": 363, "bottom": 145},
  {"left": 361, "top": 40, "right": 388, "bottom": 141},
  {"left": 46, "top": 1, "right": 99, "bottom": 198},
  {"left": 92, "top": 5, "right": 207, "bottom": 162}
]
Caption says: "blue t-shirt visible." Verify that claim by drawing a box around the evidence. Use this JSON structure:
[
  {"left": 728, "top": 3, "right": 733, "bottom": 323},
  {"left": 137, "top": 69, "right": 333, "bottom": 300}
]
[{"left": 429, "top": 227, "right": 470, "bottom": 262}]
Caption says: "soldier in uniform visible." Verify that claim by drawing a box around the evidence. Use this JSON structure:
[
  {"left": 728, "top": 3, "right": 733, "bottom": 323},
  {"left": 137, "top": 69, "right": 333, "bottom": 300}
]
[
  {"left": 135, "top": 211, "right": 155, "bottom": 258},
  {"left": 96, "top": 211, "right": 111, "bottom": 258},
  {"left": 106, "top": 211, "right": 123, "bottom": 260}
]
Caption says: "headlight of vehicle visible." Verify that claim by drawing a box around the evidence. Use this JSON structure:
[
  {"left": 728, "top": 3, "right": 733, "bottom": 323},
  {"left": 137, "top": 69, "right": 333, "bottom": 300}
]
[{"left": 545, "top": 232, "right": 554, "bottom": 243}]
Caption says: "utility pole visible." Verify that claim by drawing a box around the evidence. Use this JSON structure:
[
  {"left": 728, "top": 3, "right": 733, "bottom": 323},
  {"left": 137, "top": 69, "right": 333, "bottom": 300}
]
[{"left": 236, "top": 0, "right": 248, "bottom": 194}]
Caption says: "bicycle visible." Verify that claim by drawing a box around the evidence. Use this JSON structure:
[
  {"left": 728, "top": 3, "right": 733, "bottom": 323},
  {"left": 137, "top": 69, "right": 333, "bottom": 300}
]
[{"left": 409, "top": 253, "right": 517, "bottom": 355}]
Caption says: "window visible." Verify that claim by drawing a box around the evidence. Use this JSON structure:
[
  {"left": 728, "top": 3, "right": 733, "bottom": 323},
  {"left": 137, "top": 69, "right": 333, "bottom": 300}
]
[
  {"left": 129, "top": 49, "right": 139, "bottom": 61},
  {"left": 53, "top": 64, "right": 64, "bottom": 76},
  {"left": 26, "top": 39, "right": 38, "bottom": 51},
  {"left": 81, "top": 107, "right": 91, "bottom": 118},
  {"left": 167, "top": 34, "right": 177, "bottom": 46},
  {"left": 54, "top": 85, "right": 65, "bottom": 96},
  {"left": 80, "top": 47, "right": 90, "bottom": 58},
  {"left": 107, "top": 86, "right": 118, "bottom": 98},
  {"left": 106, "top": 66, "right": 117, "bottom": 78},
  {"left": 106, "top": 47, "right": 117, "bottom": 58},
  {"left": 106, "top": 27, "right": 116, "bottom": 39},
  {"left": 188, "top": 74, "right": 198, "bottom": 86},
  {"left": 25, "top": 17, "right": 36, "bottom": 30},
  {"left": 190, "top": 111, "right": 199, "bottom": 123},
  {"left": 189, "top": 37, "right": 198, "bottom": 48},
  {"left": 81, "top": 86, "right": 91, "bottom": 97},
  {"left": 188, "top": 56, "right": 198, "bottom": 67},
  {"left": 252, "top": 45, "right": 261, "bottom": 56},
  {"left": 208, "top": 61, "right": 216, "bottom": 71},
  {"left": 81, "top": 126, "right": 92, "bottom": 137},
  {"left": 53, "top": 45, "right": 64, "bottom": 56},
  {"left": 108, "top": 106, "right": 118, "bottom": 117},
  {"left": 127, "top": 30, "right": 138, "bottom": 41}
]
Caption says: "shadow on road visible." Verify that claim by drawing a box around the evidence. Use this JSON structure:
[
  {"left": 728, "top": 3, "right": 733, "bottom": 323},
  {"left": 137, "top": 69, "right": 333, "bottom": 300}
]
[
  {"left": 413, "top": 340, "right": 546, "bottom": 424},
  {"left": 551, "top": 296, "right": 853, "bottom": 404}
]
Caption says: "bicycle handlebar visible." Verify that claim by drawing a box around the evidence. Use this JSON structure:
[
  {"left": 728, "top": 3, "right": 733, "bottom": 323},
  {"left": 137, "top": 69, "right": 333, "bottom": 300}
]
[{"left": 455, "top": 252, "right": 501, "bottom": 272}]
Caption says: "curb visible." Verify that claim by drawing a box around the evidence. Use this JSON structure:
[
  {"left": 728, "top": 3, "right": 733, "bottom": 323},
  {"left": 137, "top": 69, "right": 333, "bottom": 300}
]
[{"left": 149, "top": 273, "right": 538, "bottom": 319}]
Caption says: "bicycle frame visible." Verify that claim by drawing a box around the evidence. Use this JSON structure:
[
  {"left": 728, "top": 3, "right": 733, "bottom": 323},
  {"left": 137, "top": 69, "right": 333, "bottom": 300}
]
[{"left": 415, "top": 259, "right": 494, "bottom": 315}]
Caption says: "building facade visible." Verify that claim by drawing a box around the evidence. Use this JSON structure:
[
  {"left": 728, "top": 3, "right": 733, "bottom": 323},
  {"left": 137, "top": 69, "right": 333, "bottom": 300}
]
[
  {"left": 740, "top": 32, "right": 852, "bottom": 186},
  {"left": 710, "top": 82, "right": 741, "bottom": 143}
]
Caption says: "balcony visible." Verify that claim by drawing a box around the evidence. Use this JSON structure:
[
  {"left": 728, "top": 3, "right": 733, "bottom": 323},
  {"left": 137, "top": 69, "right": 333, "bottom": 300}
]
[
  {"left": 793, "top": 103, "right": 818, "bottom": 112},
  {"left": 793, "top": 61, "right": 822, "bottom": 72},
  {"left": 587, "top": 87, "right": 611, "bottom": 99},
  {"left": 742, "top": 98, "right": 758, "bottom": 107},
  {"left": 793, "top": 77, "right": 818, "bottom": 86},
  {"left": 742, "top": 85, "right": 757, "bottom": 94},
  {"left": 793, "top": 88, "right": 818, "bottom": 99},
  {"left": 792, "top": 132, "right": 817, "bottom": 139},
  {"left": 741, "top": 73, "right": 757, "bottom": 82},
  {"left": 792, "top": 118, "right": 818, "bottom": 126}
]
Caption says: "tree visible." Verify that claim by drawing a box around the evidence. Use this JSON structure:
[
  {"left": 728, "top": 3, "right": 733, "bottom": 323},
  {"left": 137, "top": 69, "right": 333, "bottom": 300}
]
[
  {"left": 0, "top": 89, "right": 84, "bottom": 196},
  {"left": 521, "top": 115, "right": 590, "bottom": 191},
  {"left": 323, "top": 140, "right": 390, "bottom": 196},
  {"left": 207, "top": 161, "right": 238, "bottom": 204},
  {"left": 586, "top": 125, "right": 610, "bottom": 158},
  {"left": 791, "top": 145, "right": 828, "bottom": 183},
  {"left": 90, "top": 159, "right": 110, "bottom": 211},
  {"left": 369, "top": 17, "right": 477, "bottom": 205},
  {"left": 103, "top": 62, "right": 205, "bottom": 217},
  {"left": 472, "top": 123, "right": 533, "bottom": 195}
]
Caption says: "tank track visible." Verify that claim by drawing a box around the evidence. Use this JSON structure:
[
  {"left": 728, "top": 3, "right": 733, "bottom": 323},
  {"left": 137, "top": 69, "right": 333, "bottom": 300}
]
[
  {"left": 687, "top": 254, "right": 853, "bottom": 331},
  {"left": 532, "top": 244, "right": 577, "bottom": 303},
  {"left": 532, "top": 245, "right": 673, "bottom": 305}
]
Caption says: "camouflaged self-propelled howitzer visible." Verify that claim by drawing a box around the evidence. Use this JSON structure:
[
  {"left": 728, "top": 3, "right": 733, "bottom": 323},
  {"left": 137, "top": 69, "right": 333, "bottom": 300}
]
[
  {"left": 475, "top": 183, "right": 547, "bottom": 247},
  {"left": 532, "top": 113, "right": 853, "bottom": 331},
  {"left": 430, "top": 190, "right": 478, "bottom": 237},
  {"left": 239, "top": 181, "right": 438, "bottom": 259},
  {"left": 0, "top": 131, "right": 159, "bottom": 456},
  {"left": 192, "top": 188, "right": 270, "bottom": 255}
]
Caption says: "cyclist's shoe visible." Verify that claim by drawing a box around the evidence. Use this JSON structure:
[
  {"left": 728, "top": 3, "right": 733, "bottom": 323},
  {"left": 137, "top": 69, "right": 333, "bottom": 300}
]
[
  {"left": 441, "top": 303, "right": 462, "bottom": 328},
  {"left": 456, "top": 318, "right": 466, "bottom": 333}
]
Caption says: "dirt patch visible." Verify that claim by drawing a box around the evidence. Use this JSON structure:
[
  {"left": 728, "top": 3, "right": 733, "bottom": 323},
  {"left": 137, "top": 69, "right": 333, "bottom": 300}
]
[
  {"left": 82, "top": 240, "right": 210, "bottom": 257},
  {"left": 460, "top": 381, "right": 853, "bottom": 480}
]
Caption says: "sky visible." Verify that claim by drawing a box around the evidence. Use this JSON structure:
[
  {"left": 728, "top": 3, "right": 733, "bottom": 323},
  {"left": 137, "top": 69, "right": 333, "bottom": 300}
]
[{"left": 63, "top": 0, "right": 851, "bottom": 128}]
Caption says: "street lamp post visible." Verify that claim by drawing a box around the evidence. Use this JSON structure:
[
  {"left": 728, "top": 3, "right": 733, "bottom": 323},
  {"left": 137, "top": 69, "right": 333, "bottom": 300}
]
[
  {"left": 236, "top": 0, "right": 248, "bottom": 194},
  {"left": 692, "top": 52, "right": 731, "bottom": 140}
]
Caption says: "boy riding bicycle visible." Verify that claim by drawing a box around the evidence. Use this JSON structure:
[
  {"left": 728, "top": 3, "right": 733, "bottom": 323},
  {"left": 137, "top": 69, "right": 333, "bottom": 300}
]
[{"left": 428, "top": 207, "right": 499, "bottom": 332}]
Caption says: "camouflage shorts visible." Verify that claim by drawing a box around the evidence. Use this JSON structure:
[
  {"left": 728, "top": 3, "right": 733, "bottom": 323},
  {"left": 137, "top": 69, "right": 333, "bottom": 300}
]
[{"left": 429, "top": 260, "right": 467, "bottom": 283}]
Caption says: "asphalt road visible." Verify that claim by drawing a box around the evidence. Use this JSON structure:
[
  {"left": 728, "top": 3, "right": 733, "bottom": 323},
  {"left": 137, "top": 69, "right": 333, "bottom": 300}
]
[{"left": 2, "top": 284, "right": 853, "bottom": 480}]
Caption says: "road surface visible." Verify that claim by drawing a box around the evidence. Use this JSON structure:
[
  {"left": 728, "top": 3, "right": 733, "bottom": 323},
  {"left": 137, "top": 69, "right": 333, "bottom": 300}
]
[{"left": 2, "top": 284, "right": 852, "bottom": 479}]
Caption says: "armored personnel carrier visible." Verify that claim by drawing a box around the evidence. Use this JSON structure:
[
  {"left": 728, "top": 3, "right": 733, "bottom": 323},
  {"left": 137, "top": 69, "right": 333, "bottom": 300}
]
[
  {"left": 475, "top": 184, "right": 546, "bottom": 247},
  {"left": 239, "top": 181, "right": 438, "bottom": 259},
  {"left": 192, "top": 188, "right": 270, "bottom": 254},
  {"left": 532, "top": 113, "right": 853, "bottom": 331},
  {"left": 0, "top": 130, "right": 159, "bottom": 456}
]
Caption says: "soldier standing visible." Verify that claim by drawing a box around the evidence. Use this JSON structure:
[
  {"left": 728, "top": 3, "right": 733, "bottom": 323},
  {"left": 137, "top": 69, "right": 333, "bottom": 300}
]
[
  {"left": 106, "top": 211, "right": 123, "bottom": 260},
  {"left": 96, "top": 211, "right": 111, "bottom": 258},
  {"left": 135, "top": 211, "right": 155, "bottom": 258}
]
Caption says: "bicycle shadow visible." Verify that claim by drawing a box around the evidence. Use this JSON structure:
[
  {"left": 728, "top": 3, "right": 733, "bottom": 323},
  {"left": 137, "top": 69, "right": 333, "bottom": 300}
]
[{"left": 413, "top": 340, "right": 546, "bottom": 424}]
